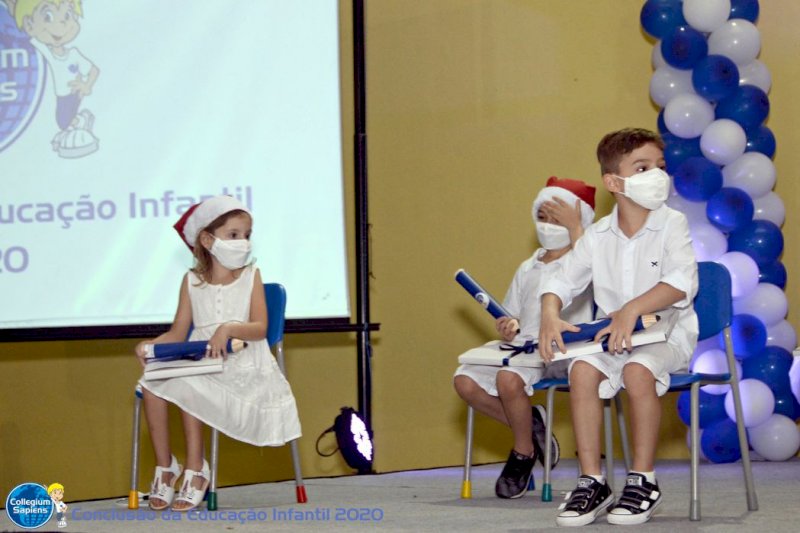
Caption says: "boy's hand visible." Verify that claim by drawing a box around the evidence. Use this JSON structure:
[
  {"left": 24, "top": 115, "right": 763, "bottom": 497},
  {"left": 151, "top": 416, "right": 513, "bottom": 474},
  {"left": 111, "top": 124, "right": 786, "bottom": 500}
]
[
  {"left": 538, "top": 313, "right": 580, "bottom": 363},
  {"left": 540, "top": 197, "right": 582, "bottom": 233},
  {"left": 594, "top": 306, "right": 640, "bottom": 354},
  {"left": 495, "top": 317, "right": 520, "bottom": 342}
]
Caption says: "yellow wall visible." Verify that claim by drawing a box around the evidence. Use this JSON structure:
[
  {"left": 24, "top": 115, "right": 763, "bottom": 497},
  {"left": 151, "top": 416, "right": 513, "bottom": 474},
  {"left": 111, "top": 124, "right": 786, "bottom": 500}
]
[{"left": 2, "top": 1, "right": 798, "bottom": 502}]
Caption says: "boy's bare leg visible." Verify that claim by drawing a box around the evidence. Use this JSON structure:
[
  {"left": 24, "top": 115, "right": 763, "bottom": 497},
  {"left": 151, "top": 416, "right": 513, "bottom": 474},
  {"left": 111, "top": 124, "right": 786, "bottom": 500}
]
[
  {"left": 496, "top": 371, "right": 535, "bottom": 456},
  {"left": 454, "top": 375, "right": 509, "bottom": 425},
  {"left": 622, "top": 363, "right": 660, "bottom": 472},
  {"left": 570, "top": 361, "right": 605, "bottom": 475}
]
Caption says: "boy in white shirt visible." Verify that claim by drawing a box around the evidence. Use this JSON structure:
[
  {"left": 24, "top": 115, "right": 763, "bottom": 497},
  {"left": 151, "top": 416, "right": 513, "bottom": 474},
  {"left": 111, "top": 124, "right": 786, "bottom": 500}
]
[
  {"left": 454, "top": 177, "right": 596, "bottom": 499},
  {"left": 538, "top": 128, "right": 698, "bottom": 526}
]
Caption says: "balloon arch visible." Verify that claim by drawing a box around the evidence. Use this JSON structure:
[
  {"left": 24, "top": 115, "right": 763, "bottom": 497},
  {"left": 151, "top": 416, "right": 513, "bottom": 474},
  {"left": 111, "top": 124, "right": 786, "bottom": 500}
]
[{"left": 641, "top": 0, "right": 800, "bottom": 462}]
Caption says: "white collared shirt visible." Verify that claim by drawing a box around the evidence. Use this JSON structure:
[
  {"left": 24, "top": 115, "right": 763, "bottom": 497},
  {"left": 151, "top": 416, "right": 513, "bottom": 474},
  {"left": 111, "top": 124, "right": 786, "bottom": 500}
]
[
  {"left": 505, "top": 248, "right": 594, "bottom": 341},
  {"left": 539, "top": 204, "right": 699, "bottom": 360}
]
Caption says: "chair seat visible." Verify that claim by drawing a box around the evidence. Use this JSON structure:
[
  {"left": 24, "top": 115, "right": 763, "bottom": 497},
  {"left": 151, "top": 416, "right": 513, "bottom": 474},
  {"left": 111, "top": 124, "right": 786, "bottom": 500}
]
[
  {"left": 533, "top": 378, "right": 569, "bottom": 391},
  {"left": 668, "top": 372, "right": 731, "bottom": 391}
]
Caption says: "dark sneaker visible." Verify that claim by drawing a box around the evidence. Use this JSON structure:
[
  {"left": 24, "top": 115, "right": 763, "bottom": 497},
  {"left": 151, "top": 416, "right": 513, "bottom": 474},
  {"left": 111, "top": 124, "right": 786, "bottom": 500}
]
[
  {"left": 532, "top": 404, "right": 560, "bottom": 469},
  {"left": 556, "top": 476, "right": 614, "bottom": 527},
  {"left": 495, "top": 449, "right": 535, "bottom": 499},
  {"left": 606, "top": 473, "right": 662, "bottom": 525}
]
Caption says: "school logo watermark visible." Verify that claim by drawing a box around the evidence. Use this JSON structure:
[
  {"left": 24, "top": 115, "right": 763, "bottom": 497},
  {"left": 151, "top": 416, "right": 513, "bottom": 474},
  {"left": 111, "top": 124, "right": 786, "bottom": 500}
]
[
  {"left": 0, "top": 2, "right": 46, "bottom": 154},
  {"left": 4, "top": 483, "right": 54, "bottom": 530}
]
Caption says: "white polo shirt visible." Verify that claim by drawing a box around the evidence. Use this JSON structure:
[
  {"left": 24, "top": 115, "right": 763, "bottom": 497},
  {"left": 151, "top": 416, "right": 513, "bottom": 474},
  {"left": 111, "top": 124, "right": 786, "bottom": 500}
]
[
  {"left": 504, "top": 248, "right": 594, "bottom": 341},
  {"left": 539, "top": 204, "right": 699, "bottom": 362}
]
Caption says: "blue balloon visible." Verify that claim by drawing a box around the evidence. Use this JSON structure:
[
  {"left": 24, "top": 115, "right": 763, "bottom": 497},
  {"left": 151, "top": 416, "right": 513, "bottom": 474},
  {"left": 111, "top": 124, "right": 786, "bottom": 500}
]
[
  {"left": 742, "top": 346, "right": 793, "bottom": 392},
  {"left": 692, "top": 55, "right": 740, "bottom": 102},
  {"left": 715, "top": 85, "right": 770, "bottom": 131},
  {"left": 730, "top": 314, "right": 767, "bottom": 360},
  {"left": 701, "top": 418, "right": 742, "bottom": 463},
  {"left": 640, "top": 0, "right": 686, "bottom": 39},
  {"left": 662, "top": 26, "right": 708, "bottom": 70},
  {"left": 677, "top": 390, "right": 728, "bottom": 428},
  {"left": 745, "top": 125, "right": 776, "bottom": 158},
  {"left": 728, "top": 220, "right": 784, "bottom": 266},
  {"left": 772, "top": 393, "right": 800, "bottom": 420},
  {"left": 663, "top": 133, "right": 703, "bottom": 174},
  {"left": 657, "top": 109, "right": 668, "bottom": 135},
  {"left": 673, "top": 157, "right": 723, "bottom": 201},
  {"left": 730, "top": 0, "right": 760, "bottom": 23},
  {"left": 706, "top": 187, "right": 754, "bottom": 232},
  {"left": 758, "top": 260, "right": 787, "bottom": 289}
]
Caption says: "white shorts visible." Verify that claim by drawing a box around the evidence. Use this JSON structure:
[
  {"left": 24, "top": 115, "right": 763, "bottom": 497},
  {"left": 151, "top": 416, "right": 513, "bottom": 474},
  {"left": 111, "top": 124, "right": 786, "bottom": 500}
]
[
  {"left": 454, "top": 342, "right": 569, "bottom": 397},
  {"left": 567, "top": 341, "right": 688, "bottom": 399}
]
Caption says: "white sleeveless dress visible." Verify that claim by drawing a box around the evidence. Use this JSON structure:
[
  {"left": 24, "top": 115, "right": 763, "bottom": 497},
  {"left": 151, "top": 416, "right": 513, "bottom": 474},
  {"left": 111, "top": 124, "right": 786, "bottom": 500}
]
[{"left": 140, "top": 266, "right": 302, "bottom": 446}]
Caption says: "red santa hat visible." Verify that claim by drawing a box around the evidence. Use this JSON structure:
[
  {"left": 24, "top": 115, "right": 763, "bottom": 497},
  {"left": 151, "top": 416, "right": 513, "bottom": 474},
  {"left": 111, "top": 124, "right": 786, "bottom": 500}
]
[
  {"left": 173, "top": 195, "right": 251, "bottom": 250},
  {"left": 532, "top": 176, "right": 596, "bottom": 228}
]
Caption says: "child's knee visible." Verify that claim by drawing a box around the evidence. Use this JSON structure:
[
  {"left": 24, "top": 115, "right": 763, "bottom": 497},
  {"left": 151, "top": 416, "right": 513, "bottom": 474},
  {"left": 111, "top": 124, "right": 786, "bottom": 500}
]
[
  {"left": 622, "top": 363, "right": 656, "bottom": 394},
  {"left": 454, "top": 374, "right": 477, "bottom": 399},
  {"left": 495, "top": 370, "right": 524, "bottom": 395}
]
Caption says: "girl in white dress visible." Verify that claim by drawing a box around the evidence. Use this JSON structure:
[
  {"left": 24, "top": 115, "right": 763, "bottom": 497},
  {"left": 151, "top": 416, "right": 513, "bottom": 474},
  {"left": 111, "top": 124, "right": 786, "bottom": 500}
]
[{"left": 134, "top": 195, "right": 301, "bottom": 511}]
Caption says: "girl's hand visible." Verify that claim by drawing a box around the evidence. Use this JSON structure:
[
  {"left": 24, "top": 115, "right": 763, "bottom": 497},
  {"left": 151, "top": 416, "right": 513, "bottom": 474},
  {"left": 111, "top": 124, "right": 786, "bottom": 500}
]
[
  {"left": 207, "top": 324, "right": 231, "bottom": 358},
  {"left": 540, "top": 198, "right": 582, "bottom": 234},
  {"left": 495, "top": 316, "right": 520, "bottom": 342},
  {"left": 134, "top": 340, "right": 151, "bottom": 368}
]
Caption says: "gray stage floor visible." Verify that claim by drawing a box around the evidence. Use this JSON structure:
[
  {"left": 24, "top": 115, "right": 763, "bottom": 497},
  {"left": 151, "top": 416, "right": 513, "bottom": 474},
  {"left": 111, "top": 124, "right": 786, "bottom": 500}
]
[{"left": 2, "top": 459, "right": 797, "bottom": 532}]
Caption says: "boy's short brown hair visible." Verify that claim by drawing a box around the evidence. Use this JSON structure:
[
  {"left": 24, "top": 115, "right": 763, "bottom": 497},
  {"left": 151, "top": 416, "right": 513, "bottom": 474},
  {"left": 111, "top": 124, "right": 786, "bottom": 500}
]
[{"left": 596, "top": 128, "right": 665, "bottom": 175}]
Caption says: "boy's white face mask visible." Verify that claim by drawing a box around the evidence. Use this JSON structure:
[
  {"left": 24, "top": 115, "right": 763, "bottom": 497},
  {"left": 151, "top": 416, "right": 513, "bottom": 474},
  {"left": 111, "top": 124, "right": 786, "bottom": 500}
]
[
  {"left": 535, "top": 221, "right": 571, "bottom": 250},
  {"left": 616, "top": 167, "right": 670, "bottom": 210},
  {"left": 210, "top": 237, "right": 252, "bottom": 269}
]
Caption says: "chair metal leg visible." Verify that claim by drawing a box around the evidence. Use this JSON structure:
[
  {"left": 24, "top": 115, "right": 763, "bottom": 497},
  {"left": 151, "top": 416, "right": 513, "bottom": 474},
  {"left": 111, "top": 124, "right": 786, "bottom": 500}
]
[
  {"left": 614, "top": 395, "right": 631, "bottom": 471},
  {"left": 603, "top": 399, "right": 614, "bottom": 490},
  {"left": 128, "top": 386, "right": 143, "bottom": 509},
  {"left": 724, "top": 330, "right": 758, "bottom": 512},
  {"left": 690, "top": 382, "right": 701, "bottom": 520},
  {"left": 289, "top": 439, "right": 308, "bottom": 503},
  {"left": 542, "top": 386, "right": 556, "bottom": 502},
  {"left": 461, "top": 406, "right": 474, "bottom": 499},
  {"left": 207, "top": 428, "right": 219, "bottom": 511}
]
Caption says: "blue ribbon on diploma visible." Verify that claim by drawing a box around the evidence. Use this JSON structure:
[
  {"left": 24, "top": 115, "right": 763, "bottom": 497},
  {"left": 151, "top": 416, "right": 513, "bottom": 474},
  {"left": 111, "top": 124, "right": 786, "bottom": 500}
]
[
  {"left": 146, "top": 339, "right": 246, "bottom": 362},
  {"left": 454, "top": 269, "right": 512, "bottom": 319}
]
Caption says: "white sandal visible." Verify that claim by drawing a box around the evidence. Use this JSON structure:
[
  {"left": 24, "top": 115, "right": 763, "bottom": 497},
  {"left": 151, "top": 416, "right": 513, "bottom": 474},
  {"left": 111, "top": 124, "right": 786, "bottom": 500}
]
[
  {"left": 148, "top": 455, "right": 183, "bottom": 511},
  {"left": 173, "top": 459, "right": 210, "bottom": 512}
]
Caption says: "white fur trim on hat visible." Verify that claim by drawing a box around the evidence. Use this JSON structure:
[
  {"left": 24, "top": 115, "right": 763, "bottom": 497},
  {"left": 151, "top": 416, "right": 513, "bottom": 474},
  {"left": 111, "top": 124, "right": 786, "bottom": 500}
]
[
  {"left": 532, "top": 187, "right": 595, "bottom": 228},
  {"left": 177, "top": 195, "right": 251, "bottom": 249}
]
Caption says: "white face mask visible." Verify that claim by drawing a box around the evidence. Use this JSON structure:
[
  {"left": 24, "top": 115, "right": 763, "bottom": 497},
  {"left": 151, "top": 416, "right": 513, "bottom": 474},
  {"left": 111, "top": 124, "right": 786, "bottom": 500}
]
[
  {"left": 210, "top": 237, "right": 252, "bottom": 269},
  {"left": 617, "top": 167, "right": 670, "bottom": 210},
  {"left": 535, "top": 221, "right": 571, "bottom": 250}
]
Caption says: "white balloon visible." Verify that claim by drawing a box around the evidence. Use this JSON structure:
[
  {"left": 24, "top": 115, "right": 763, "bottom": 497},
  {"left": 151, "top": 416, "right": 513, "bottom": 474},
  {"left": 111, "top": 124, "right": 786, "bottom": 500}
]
[
  {"left": 748, "top": 414, "right": 800, "bottom": 461},
  {"left": 753, "top": 192, "right": 785, "bottom": 227},
  {"left": 701, "top": 119, "right": 747, "bottom": 165},
  {"left": 725, "top": 378, "right": 774, "bottom": 427},
  {"left": 650, "top": 65, "right": 695, "bottom": 107},
  {"left": 765, "top": 320, "right": 798, "bottom": 353},
  {"left": 689, "top": 222, "right": 728, "bottom": 261},
  {"left": 683, "top": 0, "right": 731, "bottom": 33},
  {"left": 790, "top": 356, "right": 800, "bottom": 407},
  {"left": 667, "top": 195, "right": 708, "bottom": 225},
  {"left": 722, "top": 152, "right": 776, "bottom": 198},
  {"left": 664, "top": 93, "right": 715, "bottom": 139},
  {"left": 692, "top": 348, "right": 741, "bottom": 395},
  {"left": 708, "top": 19, "right": 761, "bottom": 66},
  {"left": 738, "top": 59, "right": 772, "bottom": 93},
  {"left": 733, "top": 283, "right": 788, "bottom": 326},
  {"left": 652, "top": 42, "right": 667, "bottom": 70},
  {"left": 716, "top": 251, "right": 759, "bottom": 298}
]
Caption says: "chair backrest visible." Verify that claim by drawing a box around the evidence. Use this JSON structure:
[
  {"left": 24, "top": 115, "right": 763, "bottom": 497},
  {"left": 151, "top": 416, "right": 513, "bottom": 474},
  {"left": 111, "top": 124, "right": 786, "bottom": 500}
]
[
  {"left": 264, "top": 283, "right": 287, "bottom": 347},
  {"left": 694, "top": 261, "right": 733, "bottom": 341}
]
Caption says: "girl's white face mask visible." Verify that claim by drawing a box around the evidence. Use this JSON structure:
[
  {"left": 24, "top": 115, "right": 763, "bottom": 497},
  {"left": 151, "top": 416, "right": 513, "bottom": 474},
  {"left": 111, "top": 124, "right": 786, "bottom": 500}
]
[
  {"left": 210, "top": 237, "right": 251, "bottom": 269},
  {"left": 535, "top": 221, "right": 571, "bottom": 250},
  {"left": 616, "top": 167, "right": 670, "bottom": 210}
]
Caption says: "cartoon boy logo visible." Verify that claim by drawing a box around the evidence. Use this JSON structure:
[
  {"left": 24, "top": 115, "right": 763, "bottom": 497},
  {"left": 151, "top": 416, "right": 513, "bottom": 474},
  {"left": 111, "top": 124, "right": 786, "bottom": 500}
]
[
  {"left": 47, "top": 482, "right": 67, "bottom": 528},
  {"left": 10, "top": 0, "right": 99, "bottom": 158}
]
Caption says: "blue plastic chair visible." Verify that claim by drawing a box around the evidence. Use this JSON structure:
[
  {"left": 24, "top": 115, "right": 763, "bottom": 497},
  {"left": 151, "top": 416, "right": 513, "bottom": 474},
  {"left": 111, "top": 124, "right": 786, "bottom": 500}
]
[
  {"left": 129, "top": 283, "right": 307, "bottom": 510},
  {"left": 616, "top": 261, "right": 758, "bottom": 520}
]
